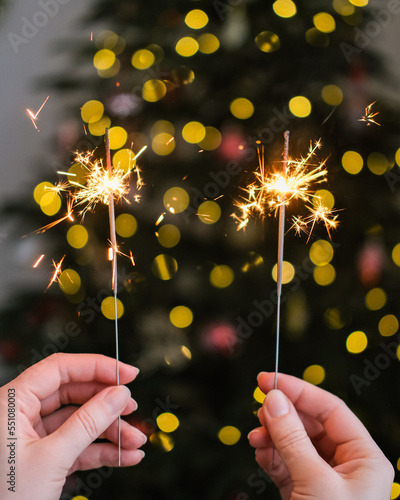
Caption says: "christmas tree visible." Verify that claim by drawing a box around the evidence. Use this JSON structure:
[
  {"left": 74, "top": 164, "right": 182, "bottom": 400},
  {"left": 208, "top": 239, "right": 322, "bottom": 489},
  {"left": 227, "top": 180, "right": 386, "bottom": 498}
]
[{"left": 2, "top": 0, "right": 400, "bottom": 498}]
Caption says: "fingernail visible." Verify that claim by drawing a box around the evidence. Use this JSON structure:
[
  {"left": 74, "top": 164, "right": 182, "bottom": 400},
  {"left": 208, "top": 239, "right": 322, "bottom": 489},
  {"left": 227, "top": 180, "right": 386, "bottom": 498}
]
[
  {"left": 139, "top": 433, "right": 147, "bottom": 446},
  {"left": 247, "top": 429, "right": 256, "bottom": 440},
  {"left": 265, "top": 390, "right": 290, "bottom": 418},
  {"left": 105, "top": 386, "right": 131, "bottom": 413}
]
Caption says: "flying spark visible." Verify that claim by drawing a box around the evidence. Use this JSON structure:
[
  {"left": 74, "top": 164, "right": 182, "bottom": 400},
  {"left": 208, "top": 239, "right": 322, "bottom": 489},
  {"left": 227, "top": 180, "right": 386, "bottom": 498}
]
[
  {"left": 359, "top": 101, "right": 380, "bottom": 127},
  {"left": 26, "top": 96, "right": 49, "bottom": 131}
]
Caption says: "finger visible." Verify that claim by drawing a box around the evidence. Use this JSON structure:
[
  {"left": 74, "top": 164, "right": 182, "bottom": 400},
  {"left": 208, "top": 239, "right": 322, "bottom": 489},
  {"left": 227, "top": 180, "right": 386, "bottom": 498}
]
[
  {"left": 39, "top": 381, "right": 138, "bottom": 416},
  {"left": 69, "top": 444, "right": 145, "bottom": 472},
  {"left": 45, "top": 385, "right": 134, "bottom": 468},
  {"left": 257, "top": 372, "right": 372, "bottom": 445},
  {"left": 248, "top": 427, "right": 271, "bottom": 448},
  {"left": 261, "top": 390, "right": 329, "bottom": 484},
  {"left": 251, "top": 409, "right": 325, "bottom": 452},
  {"left": 41, "top": 407, "right": 146, "bottom": 448},
  {"left": 255, "top": 447, "right": 292, "bottom": 500},
  {"left": 17, "top": 353, "right": 139, "bottom": 400}
]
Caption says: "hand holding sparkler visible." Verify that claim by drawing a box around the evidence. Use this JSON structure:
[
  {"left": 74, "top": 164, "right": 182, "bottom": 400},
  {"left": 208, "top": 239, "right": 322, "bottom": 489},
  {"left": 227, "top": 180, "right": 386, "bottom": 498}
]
[
  {"left": 0, "top": 354, "right": 146, "bottom": 500},
  {"left": 248, "top": 372, "right": 393, "bottom": 500}
]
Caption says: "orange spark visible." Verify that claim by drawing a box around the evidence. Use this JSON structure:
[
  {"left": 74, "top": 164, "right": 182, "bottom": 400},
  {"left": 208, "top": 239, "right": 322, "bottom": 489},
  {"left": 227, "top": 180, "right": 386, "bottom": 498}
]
[
  {"left": 46, "top": 255, "right": 65, "bottom": 290},
  {"left": 359, "top": 101, "right": 380, "bottom": 127},
  {"left": 33, "top": 254, "right": 45, "bottom": 268},
  {"left": 26, "top": 96, "right": 49, "bottom": 131}
]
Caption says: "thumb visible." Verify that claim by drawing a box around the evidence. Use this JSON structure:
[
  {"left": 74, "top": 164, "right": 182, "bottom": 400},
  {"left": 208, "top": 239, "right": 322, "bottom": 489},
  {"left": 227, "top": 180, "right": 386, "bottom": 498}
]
[
  {"left": 262, "top": 390, "right": 323, "bottom": 481},
  {"left": 47, "top": 385, "right": 131, "bottom": 467}
]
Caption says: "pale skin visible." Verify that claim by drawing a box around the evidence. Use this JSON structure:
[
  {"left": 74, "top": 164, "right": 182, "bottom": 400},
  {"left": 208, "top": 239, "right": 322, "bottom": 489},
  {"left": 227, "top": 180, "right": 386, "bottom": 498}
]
[
  {"left": 248, "top": 372, "right": 394, "bottom": 500},
  {"left": 0, "top": 353, "right": 146, "bottom": 500}
]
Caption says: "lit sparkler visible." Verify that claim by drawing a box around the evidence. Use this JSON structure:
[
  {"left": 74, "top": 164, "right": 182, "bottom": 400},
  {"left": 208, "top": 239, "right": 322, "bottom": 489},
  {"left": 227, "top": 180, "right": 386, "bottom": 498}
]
[
  {"left": 32, "top": 130, "right": 146, "bottom": 463},
  {"left": 359, "top": 101, "right": 380, "bottom": 127},
  {"left": 232, "top": 132, "right": 338, "bottom": 391},
  {"left": 63, "top": 130, "right": 146, "bottom": 466}
]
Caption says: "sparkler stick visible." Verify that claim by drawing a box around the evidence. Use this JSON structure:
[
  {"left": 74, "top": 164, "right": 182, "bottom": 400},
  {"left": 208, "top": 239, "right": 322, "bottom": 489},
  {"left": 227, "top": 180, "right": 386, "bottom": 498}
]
[
  {"left": 104, "top": 128, "right": 122, "bottom": 467},
  {"left": 274, "top": 131, "right": 289, "bottom": 391}
]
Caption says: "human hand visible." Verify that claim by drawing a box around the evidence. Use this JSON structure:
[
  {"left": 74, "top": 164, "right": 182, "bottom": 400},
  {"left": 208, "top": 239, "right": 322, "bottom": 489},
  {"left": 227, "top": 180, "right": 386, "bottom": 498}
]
[
  {"left": 248, "top": 372, "right": 393, "bottom": 500},
  {"left": 0, "top": 353, "right": 146, "bottom": 500}
]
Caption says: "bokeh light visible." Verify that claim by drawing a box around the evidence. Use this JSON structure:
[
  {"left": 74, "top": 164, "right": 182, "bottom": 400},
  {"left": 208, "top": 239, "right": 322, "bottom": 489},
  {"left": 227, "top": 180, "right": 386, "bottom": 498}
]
[
  {"left": 289, "top": 96, "right": 311, "bottom": 117},
  {"left": 309, "top": 240, "right": 334, "bottom": 266},
  {"left": 198, "top": 33, "right": 220, "bottom": 54},
  {"left": 313, "top": 12, "right": 336, "bottom": 33},
  {"left": 59, "top": 269, "right": 81, "bottom": 295},
  {"left": 255, "top": 31, "right": 280, "bottom": 52},
  {"left": 67, "top": 225, "right": 88, "bottom": 249},
  {"left": 197, "top": 201, "right": 221, "bottom": 224},
  {"left": 392, "top": 243, "right": 400, "bottom": 266},
  {"left": 131, "top": 49, "right": 155, "bottom": 70},
  {"left": 33, "top": 181, "right": 53, "bottom": 204},
  {"left": 349, "top": 0, "right": 368, "bottom": 6},
  {"left": 210, "top": 265, "right": 234, "bottom": 288},
  {"left": 89, "top": 116, "right": 111, "bottom": 136},
  {"left": 342, "top": 150, "right": 363, "bottom": 174},
  {"left": 170, "top": 305, "right": 193, "bottom": 328},
  {"left": 142, "top": 79, "right": 167, "bottom": 102},
  {"left": 217, "top": 426, "right": 241, "bottom": 445},
  {"left": 273, "top": 0, "right": 297, "bottom": 18},
  {"left": 182, "top": 121, "right": 206, "bottom": 143},
  {"left": 333, "top": 0, "right": 355, "bottom": 15},
  {"left": 378, "top": 315, "right": 399, "bottom": 337},
  {"left": 93, "top": 49, "right": 115, "bottom": 70},
  {"left": 150, "top": 431, "right": 174, "bottom": 452},
  {"left": 365, "top": 288, "right": 387, "bottom": 311},
  {"left": 367, "top": 152, "right": 388, "bottom": 175},
  {"left": 101, "top": 297, "right": 124, "bottom": 320},
  {"left": 253, "top": 387, "right": 266, "bottom": 404},
  {"left": 115, "top": 213, "right": 137, "bottom": 237},
  {"left": 113, "top": 149, "right": 136, "bottom": 173},
  {"left": 152, "top": 133, "right": 175, "bottom": 155},
  {"left": 198, "top": 126, "right": 222, "bottom": 150},
  {"left": 157, "top": 224, "right": 180, "bottom": 248},
  {"left": 230, "top": 98, "right": 254, "bottom": 120},
  {"left": 152, "top": 254, "right": 178, "bottom": 280},
  {"left": 313, "top": 264, "right": 336, "bottom": 286},
  {"left": 185, "top": 9, "right": 208, "bottom": 29},
  {"left": 272, "top": 261, "right": 295, "bottom": 284},
  {"left": 175, "top": 37, "right": 199, "bottom": 57},
  {"left": 321, "top": 84, "right": 343, "bottom": 106},
  {"left": 40, "top": 191, "right": 62, "bottom": 216},
  {"left": 157, "top": 412, "right": 180, "bottom": 433},
  {"left": 392, "top": 482, "right": 400, "bottom": 499},
  {"left": 305, "top": 27, "right": 330, "bottom": 48},
  {"left": 81, "top": 100, "right": 104, "bottom": 123},
  {"left": 303, "top": 364, "right": 325, "bottom": 385},
  {"left": 346, "top": 331, "right": 368, "bottom": 354},
  {"left": 108, "top": 126, "right": 127, "bottom": 149},
  {"left": 163, "top": 187, "right": 190, "bottom": 213},
  {"left": 314, "top": 189, "right": 335, "bottom": 209},
  {"left": 395, "top": 148, "right": 400, "bottom": 167}
]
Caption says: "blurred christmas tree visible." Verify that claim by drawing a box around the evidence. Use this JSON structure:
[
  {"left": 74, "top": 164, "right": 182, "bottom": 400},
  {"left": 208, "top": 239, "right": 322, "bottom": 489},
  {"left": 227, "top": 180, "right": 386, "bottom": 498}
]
[{"left": 2, "top": 0, "right": 400, "bottom": 498}]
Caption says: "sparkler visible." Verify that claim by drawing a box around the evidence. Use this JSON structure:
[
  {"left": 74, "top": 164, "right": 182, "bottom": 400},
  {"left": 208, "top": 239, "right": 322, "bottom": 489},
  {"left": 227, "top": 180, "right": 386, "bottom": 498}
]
[
  {"left": 32, "top": 128, "right": 146, "bottom": 463},
  {"left": 66, "top": 130, "right": 145, "bottom": 466},
  {"left": 232, "top": 131, "right": 338, "bottom": 390}
]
